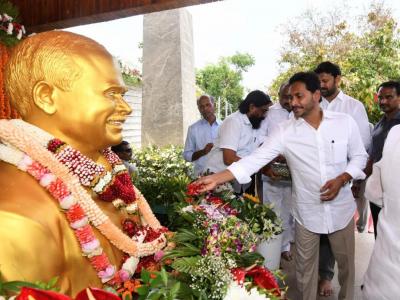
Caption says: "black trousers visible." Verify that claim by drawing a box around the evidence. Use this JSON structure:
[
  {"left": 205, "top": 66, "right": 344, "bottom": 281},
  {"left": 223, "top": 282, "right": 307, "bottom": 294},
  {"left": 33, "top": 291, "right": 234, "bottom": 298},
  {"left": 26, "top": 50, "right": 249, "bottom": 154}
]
[{"left": 370, "top": 202, "right": 382, "bottom": 239}]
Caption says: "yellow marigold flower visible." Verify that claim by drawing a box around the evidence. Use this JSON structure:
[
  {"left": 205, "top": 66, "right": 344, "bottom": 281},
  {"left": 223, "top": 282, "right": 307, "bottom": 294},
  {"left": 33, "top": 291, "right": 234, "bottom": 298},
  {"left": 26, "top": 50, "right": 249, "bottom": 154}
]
[{"left": 243, "top": 193, "right": 260, "bottom": 203}]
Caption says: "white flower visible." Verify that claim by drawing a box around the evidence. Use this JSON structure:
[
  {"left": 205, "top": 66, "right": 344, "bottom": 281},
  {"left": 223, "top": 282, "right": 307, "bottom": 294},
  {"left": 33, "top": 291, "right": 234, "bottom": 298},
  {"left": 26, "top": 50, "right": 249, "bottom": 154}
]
[
  {"left": 122, "top": 256, "right": 139, "bottom": 275},
  {"left": 7, "top": 22, "right": 13, "bottom": 34},
  {"left": 224, "top": 281, "right": 269, "bottom": 300},
  {"left": 17, "top": 30, "right": 22, "bottom": 40},
  {"left": 181, "top": 205, "right": 194, "bottom": 213}
]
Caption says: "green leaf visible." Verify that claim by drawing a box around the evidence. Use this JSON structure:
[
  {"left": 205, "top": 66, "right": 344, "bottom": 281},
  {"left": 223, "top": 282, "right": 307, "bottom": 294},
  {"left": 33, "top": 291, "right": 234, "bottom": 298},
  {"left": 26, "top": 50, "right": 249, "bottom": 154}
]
[
  {"left": 160, "top": 268, "right": 168, "bottom": 287},
  {"left": 171, "top": 256, "right": 201, "bottom": 274},
  {"left": 141, "top": 269, "right": 151, "bottom": 283},
  {"left": 137, "top": 285, "right": 150, "bottom": 296},
  {"left": 169, "top": 282, "right": 181, "bottom": 298}
]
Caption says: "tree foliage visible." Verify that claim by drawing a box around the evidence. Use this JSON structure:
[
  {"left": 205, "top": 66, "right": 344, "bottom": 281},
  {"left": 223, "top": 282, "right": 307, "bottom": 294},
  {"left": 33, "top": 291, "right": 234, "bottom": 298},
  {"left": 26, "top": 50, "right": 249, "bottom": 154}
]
[
  {"left": 270, "top": 2, "right": 400, "bottom": 123},
  {"left": 196, "top": 52, "right": 255, "bottom": 113}
]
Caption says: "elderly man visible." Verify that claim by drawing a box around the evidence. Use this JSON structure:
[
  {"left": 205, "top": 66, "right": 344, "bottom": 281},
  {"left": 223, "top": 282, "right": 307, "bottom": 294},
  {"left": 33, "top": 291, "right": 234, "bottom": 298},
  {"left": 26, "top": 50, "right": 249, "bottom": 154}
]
[
  {"left": 0, "top": 31, "right": 165, "bottom": 296},
  {"left": 204, "top": 90, "right": 272, "bottom": 193},
  {"left": 183, "top": 95, "right": 221, "bottom": 176},
  {"left": 197, "top": 72, "right": 368, "bottom": 300}
]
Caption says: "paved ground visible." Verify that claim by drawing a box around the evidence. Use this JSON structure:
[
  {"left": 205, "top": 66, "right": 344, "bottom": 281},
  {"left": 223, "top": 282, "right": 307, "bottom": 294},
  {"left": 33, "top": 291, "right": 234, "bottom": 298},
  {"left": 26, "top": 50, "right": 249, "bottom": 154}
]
[{"left": 281, "top": 230, "right": 375, "bottom": 300}]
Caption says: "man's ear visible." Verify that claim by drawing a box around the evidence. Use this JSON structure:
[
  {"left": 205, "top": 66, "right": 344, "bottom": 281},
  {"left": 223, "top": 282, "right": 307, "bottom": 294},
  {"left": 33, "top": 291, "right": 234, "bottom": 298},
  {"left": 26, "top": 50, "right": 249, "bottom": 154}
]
[
  {"left": 32, "top": 81, "right": 57, "bottom": 115},
  {"left": 314, "top": 90, "right": 322, "bottom": 103},
  {"left": 335, "top": 75, "right": 342, "bottom": 87}
]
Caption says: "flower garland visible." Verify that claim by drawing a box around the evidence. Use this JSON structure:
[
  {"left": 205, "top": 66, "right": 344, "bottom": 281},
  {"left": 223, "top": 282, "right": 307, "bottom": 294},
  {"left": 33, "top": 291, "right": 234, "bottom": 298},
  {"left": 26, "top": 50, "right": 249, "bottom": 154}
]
[
  {"left": 47, "top": 138, "right": 138, "bottom": 213},
  {"left": 0, "top": 12, "right": 25, "bottom": 42},
  {"left": 0, "top": 119, "right": 167, "bottom": 287}
]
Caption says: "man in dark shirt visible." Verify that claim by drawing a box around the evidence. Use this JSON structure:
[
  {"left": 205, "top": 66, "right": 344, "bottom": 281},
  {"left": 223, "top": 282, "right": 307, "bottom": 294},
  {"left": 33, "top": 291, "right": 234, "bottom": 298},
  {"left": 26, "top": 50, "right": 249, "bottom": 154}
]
[{"left": 366, "top": 80, "right": 400, "bottom": 238}]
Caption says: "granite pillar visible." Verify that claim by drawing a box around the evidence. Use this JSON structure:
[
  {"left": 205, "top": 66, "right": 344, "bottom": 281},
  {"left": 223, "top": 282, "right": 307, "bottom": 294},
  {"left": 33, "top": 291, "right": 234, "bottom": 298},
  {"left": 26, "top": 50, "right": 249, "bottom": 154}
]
[{"left": 142, "top": 8, "right": 198, "bottom": 146}]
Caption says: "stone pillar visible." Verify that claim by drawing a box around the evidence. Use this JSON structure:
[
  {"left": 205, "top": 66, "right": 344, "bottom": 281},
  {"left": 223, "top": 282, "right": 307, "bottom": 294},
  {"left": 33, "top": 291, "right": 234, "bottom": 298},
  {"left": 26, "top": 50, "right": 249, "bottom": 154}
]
[{"left": 142, "top": 8, "right": 198, "bottom": 146}]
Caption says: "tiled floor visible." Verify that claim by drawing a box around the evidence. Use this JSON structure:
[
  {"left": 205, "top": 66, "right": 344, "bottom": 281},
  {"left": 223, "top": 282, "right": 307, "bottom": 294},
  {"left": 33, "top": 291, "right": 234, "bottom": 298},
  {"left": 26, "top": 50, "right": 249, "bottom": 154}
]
[{"left": 281, "top": 231, "right": 375, "bottom": 300}]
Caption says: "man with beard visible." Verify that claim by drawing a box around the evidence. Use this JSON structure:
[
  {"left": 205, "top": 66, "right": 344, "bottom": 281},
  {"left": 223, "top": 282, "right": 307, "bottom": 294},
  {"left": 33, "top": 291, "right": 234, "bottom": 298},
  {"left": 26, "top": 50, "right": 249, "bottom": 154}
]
[
  {"left": 364, "top": 81, "right": 400, "bottom": 238},
  {"left": 314, "top": 61, "right": 371, "bottom": 297},
  {"left": 195, "top": 72, "right": 368, "bottom": 300},
  {"left": 204, "top": 90, "right": 272, "bottom": 193},
  {"left": 183, "top": 95, "right": 221, "bottom": 176},
  {"left": 260, "top": 82, "right": 295, "bottom": 261}
]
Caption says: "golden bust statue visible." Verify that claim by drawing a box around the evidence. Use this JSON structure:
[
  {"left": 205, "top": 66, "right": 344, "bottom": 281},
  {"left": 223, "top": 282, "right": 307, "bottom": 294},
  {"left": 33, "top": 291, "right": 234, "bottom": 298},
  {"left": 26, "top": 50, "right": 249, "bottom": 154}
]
[{"left": 0, "top": 31, "right": 165, "bottom": 296}]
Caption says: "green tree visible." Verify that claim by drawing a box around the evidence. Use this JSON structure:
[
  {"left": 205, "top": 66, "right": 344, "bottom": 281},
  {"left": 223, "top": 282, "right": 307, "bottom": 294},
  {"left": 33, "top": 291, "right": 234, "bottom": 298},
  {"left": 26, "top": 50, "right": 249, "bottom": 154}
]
[
  {"left": 196, "top": 52, "right": 255, "bottom": 117},
  {"left": 270, "top": 3, "right": 400, "bottom": 123}
]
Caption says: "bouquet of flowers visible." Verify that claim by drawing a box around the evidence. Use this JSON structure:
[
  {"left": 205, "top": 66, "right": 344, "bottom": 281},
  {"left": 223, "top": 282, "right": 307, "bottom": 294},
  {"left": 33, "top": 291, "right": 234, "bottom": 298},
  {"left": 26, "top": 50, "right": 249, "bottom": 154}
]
[
  {"left": 157, "top": 183, "right": 285, "bottom": 300},
  {"left": 0, "top": 1, "right": 26, "bottom": 46}
]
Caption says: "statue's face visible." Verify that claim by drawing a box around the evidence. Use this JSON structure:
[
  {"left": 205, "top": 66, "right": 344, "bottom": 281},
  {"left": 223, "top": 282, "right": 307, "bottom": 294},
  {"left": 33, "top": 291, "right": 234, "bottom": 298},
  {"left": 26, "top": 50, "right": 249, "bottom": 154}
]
[{"left": 52, "top": 51, "right": 132, "bottom": 151}]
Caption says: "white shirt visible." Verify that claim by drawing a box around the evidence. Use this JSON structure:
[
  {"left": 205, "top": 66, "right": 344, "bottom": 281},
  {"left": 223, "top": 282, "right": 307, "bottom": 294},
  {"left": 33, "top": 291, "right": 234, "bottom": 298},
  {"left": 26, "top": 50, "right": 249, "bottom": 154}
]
[
  {"left": 320, "top": 91, "right": 371, "bottom": 150},
  {"left": 259, "top": 102, "right": 292, "bottom": 142},
  {"left": 228, "top": 110, "right": 368, "bottom": 234},
  {"left": 363, "top": 125, "right": 400, "bottom": 299},
  {"left": 183, "top": 118, "right": 221, "bottom": 176},
  {"left": 205, "top": 111, "right": 261, "bottom": 174}
]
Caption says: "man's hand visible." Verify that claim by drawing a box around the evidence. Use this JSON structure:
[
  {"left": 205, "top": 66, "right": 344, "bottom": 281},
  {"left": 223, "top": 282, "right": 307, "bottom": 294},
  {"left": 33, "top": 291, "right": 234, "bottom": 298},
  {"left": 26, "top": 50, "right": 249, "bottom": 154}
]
[
  {"left": 351, "top": 180, "right": 362, "bottom": 198},
  {"left": 320, "top": 178, "right": 344, "bottom": 201},
  {"left": 320, "top": 173, "right": 351, "bottom": 201},
  {"left": 191, "top": 143, "right": 214, "bottom": 161},
  {"left": 203, "top": 143, "right": 214, "bottom": 155},
  {"left": 262, "top": 164, "right": 281, "bottom": 181},
  {"left": 194, "top": 170, "right": 235, "bottom": 193}
]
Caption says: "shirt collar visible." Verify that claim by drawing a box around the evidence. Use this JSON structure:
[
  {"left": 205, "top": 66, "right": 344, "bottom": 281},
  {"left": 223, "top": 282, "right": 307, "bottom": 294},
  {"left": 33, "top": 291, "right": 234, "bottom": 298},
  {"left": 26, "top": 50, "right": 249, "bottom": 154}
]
[
  {"left": 294, "top": 109, "right": 331, "bottom": 127},
  {"left": 322, "top": 90, "right": 344, "bottom": 104},
  {"left": 200, "top": 117, "right": 221, "bottom": 126},
  {"left": 382, "top": 110, "right": 400, "bottom": 122},
  {"left": 239, "top": 111, "right": 251, "bottom": 125}
]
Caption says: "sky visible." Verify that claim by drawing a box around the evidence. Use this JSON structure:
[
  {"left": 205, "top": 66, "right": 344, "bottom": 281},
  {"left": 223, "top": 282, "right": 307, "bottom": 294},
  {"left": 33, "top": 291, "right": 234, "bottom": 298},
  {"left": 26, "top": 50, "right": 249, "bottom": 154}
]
[{"left": 66, "top": 0, "right": 400, "bottom": 92}]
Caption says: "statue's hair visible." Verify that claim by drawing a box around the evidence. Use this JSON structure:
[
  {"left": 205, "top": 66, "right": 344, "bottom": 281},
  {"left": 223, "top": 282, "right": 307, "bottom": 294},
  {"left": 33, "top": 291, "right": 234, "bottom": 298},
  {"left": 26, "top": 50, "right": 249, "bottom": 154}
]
[{"left": 5, "top": 30, "right": 110, "bottom": 117}]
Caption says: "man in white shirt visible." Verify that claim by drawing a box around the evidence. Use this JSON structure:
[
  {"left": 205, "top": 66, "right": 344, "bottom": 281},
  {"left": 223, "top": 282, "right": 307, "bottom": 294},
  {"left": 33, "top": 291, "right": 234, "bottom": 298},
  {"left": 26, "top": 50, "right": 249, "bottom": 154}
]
[
  {"left": 183, "top": 95, "right": 221, "bottom": 177},
  {"left": 260, "top": 82, "right": 295, "bottom": 261},
  {"left": 196, "top": 72, "right": 368, "bottom": 300},
  {"left": 204, "top": 90, "right": 272, "bottom": 193},
  {"left": 362, "top": 125, "right": 400, "bottom": 300},
  {"left": 315, "top": 61, "right": 371, "bottom": 296}
]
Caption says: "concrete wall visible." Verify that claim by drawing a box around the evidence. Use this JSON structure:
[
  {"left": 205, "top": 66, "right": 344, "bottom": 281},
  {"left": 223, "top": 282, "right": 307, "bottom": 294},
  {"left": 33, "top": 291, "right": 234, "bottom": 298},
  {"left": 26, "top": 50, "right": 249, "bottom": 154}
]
[{"left": 122, "top": 86, "right": 142, "bottom": 148}]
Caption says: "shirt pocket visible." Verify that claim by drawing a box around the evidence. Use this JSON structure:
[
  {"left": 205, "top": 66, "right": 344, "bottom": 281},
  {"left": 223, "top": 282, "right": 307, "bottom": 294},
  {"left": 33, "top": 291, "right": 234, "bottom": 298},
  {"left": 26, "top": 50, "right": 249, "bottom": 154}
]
[{"left": 330, "top": 141, "right": 348, "bottom": 164}]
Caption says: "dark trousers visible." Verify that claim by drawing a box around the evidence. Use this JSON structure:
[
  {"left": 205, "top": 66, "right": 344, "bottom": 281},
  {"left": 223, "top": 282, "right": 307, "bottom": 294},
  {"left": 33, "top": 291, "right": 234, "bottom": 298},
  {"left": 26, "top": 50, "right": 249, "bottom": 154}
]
[
  {"left": 319, "top": 234, "right": 335, "bottom": 281},
  {"left": 370, "top": 202, "right": 382, "bottom": 239}
]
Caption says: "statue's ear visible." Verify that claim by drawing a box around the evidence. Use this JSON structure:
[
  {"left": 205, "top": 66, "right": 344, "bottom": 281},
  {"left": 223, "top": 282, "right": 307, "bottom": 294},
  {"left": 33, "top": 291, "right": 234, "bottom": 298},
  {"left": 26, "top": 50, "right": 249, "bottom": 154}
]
[{"left": 32, "top": 81, "right": 57, "bottom": 115}]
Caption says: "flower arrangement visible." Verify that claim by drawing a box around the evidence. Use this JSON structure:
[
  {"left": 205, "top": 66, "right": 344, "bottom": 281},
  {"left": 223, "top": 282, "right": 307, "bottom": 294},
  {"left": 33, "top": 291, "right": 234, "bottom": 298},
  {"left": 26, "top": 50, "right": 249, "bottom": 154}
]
[
  {"left": 118, "top": 60, "right": 142, "bottom": 87},
  {"left": 0, "top": 1, "right": 26, "bottom": 47},
  {"left": 0, "top": 1, "right": 23, "bottom": 120},
  {"left": 154, "top": 183, "right": 286, "bottom": 300},
  {"left": 131, "top": 145, "right": 193, "bottom": 225}
]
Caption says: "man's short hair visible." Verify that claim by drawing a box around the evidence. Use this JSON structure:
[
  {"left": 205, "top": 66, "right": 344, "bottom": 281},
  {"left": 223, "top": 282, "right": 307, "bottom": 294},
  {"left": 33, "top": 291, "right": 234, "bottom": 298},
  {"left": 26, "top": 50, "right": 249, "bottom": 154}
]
[
  {"left": 197, "top": 94, "right": 215, "bottom": 105},
  {"left": 278, "top": 82, "right": 290, "bottom": 96},
  {"left": 238, "top": 90, "right": 271, "bottom": 113},
  {"left": 377, "top": 81, "right": 400, "bottom": 95},
  {"left": 289, "top": 72, "right": 321, "bottom": 93},
  {"left": 111, "top": 140, "right": 130, "bottom": 153},
  {"left": 314, "top": 61, "right": 342, "bottom": 77}
]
